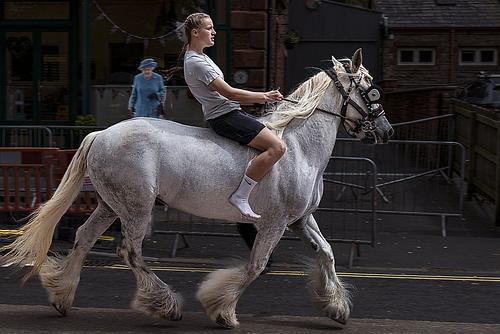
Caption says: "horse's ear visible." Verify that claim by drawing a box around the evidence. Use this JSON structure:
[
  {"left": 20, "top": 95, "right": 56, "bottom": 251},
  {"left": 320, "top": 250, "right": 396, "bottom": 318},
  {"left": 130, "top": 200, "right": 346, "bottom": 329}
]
[
  {"left": 351, "top": 48, "right": 363, "bottom": 73},
  {"left": 331, "top": 55, "right": 341, "bottom": 67}
]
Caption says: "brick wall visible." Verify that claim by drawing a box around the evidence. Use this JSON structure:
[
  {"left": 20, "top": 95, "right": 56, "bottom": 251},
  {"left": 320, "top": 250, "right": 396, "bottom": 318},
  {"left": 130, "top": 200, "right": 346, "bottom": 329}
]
[
  {"left": 231, "top": 1, "right": 268, "bottom": 89},
  {"left": 382, "top": 28, "right": 500, "bottom": 91},
  {"left": 380, "top": 28, "right": 500, "bottom": 120},
  {"left": 383, "top": 86, "right": 456, "bottom": 122},
  {"left": 230, "top": 0, "right": 288, "bottom": 91}
]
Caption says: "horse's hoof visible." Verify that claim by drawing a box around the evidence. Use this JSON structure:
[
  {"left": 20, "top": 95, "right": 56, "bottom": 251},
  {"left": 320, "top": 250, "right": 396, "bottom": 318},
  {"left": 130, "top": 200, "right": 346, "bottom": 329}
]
[
  {"left": 216, "top": 314, "right": 238, "bottom": 329},
  {"left": 330, "top": 312, "right": 348, "bottom": 325},
  {"left": 51, "top": 303, "right": 67, "bottom": 316}
]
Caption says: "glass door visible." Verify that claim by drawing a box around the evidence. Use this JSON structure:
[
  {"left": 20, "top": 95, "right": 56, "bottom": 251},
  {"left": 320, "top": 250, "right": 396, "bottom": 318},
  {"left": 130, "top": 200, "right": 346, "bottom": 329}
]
[
  {"left": 4, "top": 30, "right": 70, "bottom": 122},
  {"left": 5, "top": 32, "right": 34, "bottom": 121},
  {"left": 39, "top": 31, "right": 70, "bottom": 121}
]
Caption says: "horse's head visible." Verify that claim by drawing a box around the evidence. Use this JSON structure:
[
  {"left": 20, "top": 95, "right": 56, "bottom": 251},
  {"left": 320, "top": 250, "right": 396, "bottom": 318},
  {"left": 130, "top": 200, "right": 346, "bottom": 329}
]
[{"left": 327, "top": 49, "right": 393, "bottom": 144}]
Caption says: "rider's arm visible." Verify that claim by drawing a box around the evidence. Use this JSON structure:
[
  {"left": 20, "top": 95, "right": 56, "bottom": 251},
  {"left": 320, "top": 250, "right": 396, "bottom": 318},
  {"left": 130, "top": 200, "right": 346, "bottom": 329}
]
[{"left": 209, "top": 77, "right": 282, "bottom": 104}]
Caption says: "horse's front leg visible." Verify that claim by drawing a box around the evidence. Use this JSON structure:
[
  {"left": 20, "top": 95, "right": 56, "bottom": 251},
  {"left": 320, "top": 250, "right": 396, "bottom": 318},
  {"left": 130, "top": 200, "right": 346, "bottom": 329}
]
[
  {"left": 289, "top": 214, "right": 351, "bottom": 324},
  {"left": 196, "top": 221, "right": 286, "bottom": 328}
]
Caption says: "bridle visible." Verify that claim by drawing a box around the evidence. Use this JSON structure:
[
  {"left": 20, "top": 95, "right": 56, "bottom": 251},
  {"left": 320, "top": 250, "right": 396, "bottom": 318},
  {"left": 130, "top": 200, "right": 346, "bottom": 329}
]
[{"left": 282, "top": 63, "right": 386, "bottom": 139}]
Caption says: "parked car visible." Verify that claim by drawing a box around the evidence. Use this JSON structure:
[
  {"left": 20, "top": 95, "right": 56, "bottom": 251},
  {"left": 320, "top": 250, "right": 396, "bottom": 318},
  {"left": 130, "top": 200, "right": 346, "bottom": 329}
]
[{"left": 459, "top": 72, "right": 500, "bottom": 108}]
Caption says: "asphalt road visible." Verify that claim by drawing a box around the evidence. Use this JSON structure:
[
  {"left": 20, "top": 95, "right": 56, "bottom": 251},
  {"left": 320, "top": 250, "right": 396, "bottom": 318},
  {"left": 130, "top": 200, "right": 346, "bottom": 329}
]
[{"left": 1, "top": 263, "right": 500, "bottom": 333}]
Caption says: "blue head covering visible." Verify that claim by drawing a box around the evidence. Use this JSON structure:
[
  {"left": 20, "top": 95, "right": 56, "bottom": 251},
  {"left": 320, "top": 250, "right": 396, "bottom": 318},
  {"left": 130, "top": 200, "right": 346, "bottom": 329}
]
[{"left": 138, "top": 58, "right": 157, "bottom": 70}]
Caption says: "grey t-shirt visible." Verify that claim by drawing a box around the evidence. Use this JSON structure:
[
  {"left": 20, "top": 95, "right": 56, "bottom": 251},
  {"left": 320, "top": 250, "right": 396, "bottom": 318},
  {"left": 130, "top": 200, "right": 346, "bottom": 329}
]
[{"left": 184, "top": 50, "right": 240, "bottom": 120}]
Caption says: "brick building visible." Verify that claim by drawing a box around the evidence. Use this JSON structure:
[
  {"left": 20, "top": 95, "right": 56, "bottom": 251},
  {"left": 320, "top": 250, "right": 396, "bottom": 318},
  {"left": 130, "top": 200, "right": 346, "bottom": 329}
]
[{"left": 372, "top": 0, "right": 500, "bottom": 122}]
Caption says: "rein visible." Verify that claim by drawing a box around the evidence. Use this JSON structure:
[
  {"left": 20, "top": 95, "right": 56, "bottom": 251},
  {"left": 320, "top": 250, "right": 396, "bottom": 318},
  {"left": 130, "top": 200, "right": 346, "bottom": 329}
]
[{"left": 281, "top": 97, "right": 349, "bottom": 120}]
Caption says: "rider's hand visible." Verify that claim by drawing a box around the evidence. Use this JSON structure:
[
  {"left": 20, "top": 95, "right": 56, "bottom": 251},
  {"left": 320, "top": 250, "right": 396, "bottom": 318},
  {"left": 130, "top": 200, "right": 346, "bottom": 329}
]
[{"left": 264, "top": 89, "right": 283, "bottom": 103}]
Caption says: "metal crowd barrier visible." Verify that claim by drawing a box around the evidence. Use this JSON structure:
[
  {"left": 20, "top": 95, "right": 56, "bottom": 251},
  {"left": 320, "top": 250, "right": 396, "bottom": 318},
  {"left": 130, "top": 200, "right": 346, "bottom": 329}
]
[
  {"left": 0, "top": 147, "right": 96, "bottom": 214},
  {"left": 0, "top": 126, "right": 54, "bottom": 147},
  {"left": 391, "top": 114, "right": 455, "bottom": 141},
  {"left": 334, "top": 138, "right": 466, "bottom": 237},
  {"left": 153, "top": 156, "right": 378, "bottom": 268},
  {"left": 0, "top": 115, "right": 466, "bottom": 266},
  {"left": 0, "top": 126, "right": 105, "bottom": 149}
]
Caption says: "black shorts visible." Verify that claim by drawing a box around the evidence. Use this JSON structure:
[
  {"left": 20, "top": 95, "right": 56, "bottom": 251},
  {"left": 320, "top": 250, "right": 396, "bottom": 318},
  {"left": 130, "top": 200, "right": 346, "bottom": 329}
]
[{"left": 207, "top": 110, "right": 266, "bottom": 145}]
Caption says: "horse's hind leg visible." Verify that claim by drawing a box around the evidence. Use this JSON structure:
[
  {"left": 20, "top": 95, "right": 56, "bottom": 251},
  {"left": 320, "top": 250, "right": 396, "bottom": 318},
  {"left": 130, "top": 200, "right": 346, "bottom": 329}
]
[
  {"left": 39, "top": 198, "right": 117, "bottom": 316},
  {"left": 289, "top": 214, "right": 351, "bottom": 324},
  {"left": 197, "top": 222, "right": 286, "bottom": 328},
  {"left": 117, "top": 212, "right": 182, "bottom": 321}
]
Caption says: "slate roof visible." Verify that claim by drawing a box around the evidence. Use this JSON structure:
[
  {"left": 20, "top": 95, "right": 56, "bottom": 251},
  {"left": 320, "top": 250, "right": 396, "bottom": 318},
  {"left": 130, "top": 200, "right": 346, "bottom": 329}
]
[{"left": 374, "top": 0, "right": 500, "bottom": 28}]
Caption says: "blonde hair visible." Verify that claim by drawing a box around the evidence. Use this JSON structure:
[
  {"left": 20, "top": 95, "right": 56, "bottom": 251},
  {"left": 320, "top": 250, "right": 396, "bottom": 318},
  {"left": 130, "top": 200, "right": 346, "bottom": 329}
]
[
  {"left": 167, "top": 13, "right": 211, "bottom": 81},
  {"left": 183, "top": 12, "right": 211, "bottom": 45}
]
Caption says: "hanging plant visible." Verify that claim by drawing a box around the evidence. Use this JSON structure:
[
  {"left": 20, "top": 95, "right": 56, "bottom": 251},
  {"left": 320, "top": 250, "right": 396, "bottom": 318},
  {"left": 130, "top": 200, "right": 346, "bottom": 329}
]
[{"left": 284, "top": 31, "right": 301, "bottom": 49}]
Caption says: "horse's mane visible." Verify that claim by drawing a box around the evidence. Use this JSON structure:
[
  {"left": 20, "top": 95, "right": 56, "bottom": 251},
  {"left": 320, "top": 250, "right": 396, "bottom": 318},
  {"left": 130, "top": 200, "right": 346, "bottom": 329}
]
[{"left": 264, "top": 59, "right": 372, "bottom": 133}]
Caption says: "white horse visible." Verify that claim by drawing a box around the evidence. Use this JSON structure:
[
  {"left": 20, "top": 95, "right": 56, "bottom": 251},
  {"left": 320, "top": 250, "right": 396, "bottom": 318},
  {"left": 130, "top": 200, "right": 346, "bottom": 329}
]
[{"left": 1, "top": 49, "right": 392, "bottom": 328}]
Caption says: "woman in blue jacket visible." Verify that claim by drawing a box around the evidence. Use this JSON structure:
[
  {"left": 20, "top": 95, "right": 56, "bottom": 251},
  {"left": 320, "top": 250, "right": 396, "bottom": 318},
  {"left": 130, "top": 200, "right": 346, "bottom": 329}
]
[{"left": 128, "top": 58, "right": 166, "bottom": 118}]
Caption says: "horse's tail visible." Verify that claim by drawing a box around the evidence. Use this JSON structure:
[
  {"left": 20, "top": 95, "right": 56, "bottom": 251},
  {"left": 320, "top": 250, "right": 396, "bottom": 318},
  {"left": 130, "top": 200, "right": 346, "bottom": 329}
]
[{"left": 0, "top": 131, "right": 102, "bottom": 279}]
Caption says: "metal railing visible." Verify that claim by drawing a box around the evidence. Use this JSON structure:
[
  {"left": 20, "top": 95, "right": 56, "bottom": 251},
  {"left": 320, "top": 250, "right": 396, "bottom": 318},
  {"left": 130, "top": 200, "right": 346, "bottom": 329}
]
[
  {"left": 0, "top": 126, "right": 54, "bottom": 147},
  {"left": 334, "top": 138, "right": 466, "bottom": 237},
  {"left": 0, "top": 125, "right": 105, "bottom": 149}
]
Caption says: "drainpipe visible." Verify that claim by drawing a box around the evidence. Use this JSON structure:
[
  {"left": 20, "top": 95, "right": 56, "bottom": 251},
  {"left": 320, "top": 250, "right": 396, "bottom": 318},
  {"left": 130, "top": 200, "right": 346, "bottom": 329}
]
[
  {"left": 82, "top": 0, "right": 91, "bottom": 115},
  {"left": 266, "top": 0, "right": 274, "bottom": 90}
]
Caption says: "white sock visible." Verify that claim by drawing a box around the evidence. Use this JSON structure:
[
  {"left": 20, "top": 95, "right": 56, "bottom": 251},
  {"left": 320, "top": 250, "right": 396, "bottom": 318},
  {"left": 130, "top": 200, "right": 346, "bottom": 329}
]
[{"left": 229, "top": 175, "right": 261, "bottom": 220}]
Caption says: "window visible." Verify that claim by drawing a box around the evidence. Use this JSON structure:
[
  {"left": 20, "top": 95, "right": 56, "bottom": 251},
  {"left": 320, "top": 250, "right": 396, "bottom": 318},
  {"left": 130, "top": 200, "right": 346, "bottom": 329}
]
[
  {"left": 459, "top": 49, "right": 497, "bottom": 65},
  {"left": 397, "top": 48, "right": 435, "bottom": 65}
]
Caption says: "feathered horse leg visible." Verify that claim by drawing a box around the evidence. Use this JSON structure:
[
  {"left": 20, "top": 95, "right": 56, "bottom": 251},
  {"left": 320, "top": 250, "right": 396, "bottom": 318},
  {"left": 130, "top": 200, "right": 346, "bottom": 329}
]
[
  {"left": 196, "top": 222, "right": 286, "bottom": 328},
  {"left": 117, "top": 211, "right": 183, "bottom": 321},
  {"left": 40, "top": 199, "right": 117, "bottom": 316},
  {"left": 290, "top": 214, "right": 352, "bottom": 324}
]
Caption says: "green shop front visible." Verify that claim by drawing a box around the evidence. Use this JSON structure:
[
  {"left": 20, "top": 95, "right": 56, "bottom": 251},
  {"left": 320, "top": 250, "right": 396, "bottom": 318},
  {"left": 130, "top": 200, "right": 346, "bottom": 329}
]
[{"left": 0, "top": 0, "right": 230, "bottom": 126}]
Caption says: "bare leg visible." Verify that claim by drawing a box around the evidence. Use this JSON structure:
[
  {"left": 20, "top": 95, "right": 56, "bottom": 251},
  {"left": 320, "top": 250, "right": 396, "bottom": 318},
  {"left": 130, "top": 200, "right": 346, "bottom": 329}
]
[
  {"left": 117, "top": 210, "right": 182, "bottom": 321},
  {"left": 197, "top": 222, "right": 286, "bottom": 328},
  {"left": 246, "top": 127, "right": 286, "bottom": 181},
  {"left": 289, "top": 214, "right": 351, "bottom": 324},
  {"left": 229, "top": 128, "right": 286, "bottom": 220},
  {"left": 39, "top": 199, "right": 117, "bottom": 316}
]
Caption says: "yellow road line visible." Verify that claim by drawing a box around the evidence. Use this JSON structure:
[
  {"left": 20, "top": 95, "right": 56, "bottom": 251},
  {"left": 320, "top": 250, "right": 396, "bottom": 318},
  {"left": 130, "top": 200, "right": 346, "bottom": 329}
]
[
  {"left": 0, "top": 229, "right": 23, "bottom": 236},
  {"left": 0, "top": 229, "right": 115, "bottom": 241},
  {"left": 2, "top": 227, "right": 497, "bottom": 284},
  {"left": 88, "top": 263, "right": 500, "bottom": 283},
  {"left": 97, "top": 235, "right": 115, "bottom": 241}
]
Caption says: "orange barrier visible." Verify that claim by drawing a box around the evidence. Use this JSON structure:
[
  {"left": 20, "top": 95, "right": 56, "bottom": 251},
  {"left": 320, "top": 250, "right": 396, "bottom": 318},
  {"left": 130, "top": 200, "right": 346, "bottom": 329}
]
[{"left": 0, "top": 147, "right": 96, "bottom": 214}]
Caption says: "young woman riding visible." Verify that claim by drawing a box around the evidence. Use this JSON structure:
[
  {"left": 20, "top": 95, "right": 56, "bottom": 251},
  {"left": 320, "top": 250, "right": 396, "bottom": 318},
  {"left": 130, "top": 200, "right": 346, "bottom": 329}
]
[{"left": 182, "top": 13, "right": 286, "bottom": 220}]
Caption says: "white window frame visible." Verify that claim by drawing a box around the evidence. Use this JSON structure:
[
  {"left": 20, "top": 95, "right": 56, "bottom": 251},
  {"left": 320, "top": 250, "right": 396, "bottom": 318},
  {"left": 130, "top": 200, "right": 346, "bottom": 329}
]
[
  {"left": 397, "top": 48, "right": 436, "bottom": 65},
  {"left": 459, "top": 48, "right": 497, "bottom": 65}
]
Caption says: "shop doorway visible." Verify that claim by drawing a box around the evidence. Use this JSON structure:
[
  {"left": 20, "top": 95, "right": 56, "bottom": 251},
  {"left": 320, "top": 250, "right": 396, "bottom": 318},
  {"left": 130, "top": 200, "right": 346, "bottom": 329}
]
[{"left": 2, "top": 30, "right": 71, "bottom": 123}]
